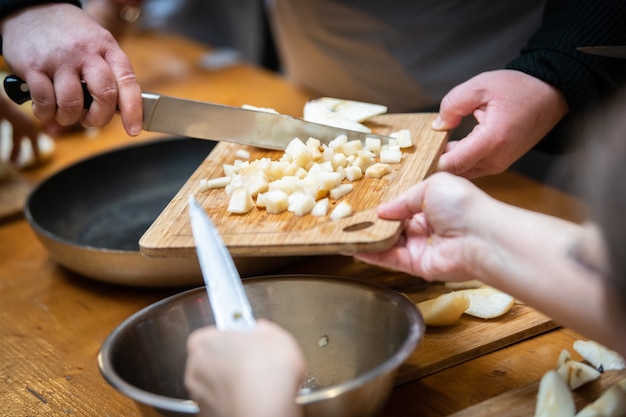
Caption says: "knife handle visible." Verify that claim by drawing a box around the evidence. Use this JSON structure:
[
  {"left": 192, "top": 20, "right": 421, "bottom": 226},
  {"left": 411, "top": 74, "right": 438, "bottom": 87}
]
[{"left": 4, "top": 74, "right": 93, "bottom": 109}]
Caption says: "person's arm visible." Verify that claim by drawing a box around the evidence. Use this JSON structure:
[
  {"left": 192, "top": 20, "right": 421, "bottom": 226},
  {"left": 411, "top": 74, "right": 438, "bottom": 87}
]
[
  {"left": 433, "top": 0, "right": 626, "bottom": 178},
  {"left": 354, "top": 172, "right": 626, "bottom": 352},
  {"left": 0, "top": 1, "right": 142, "bottom": 136},
  {"left": 184, "top": 320, "right": 306, "bottom": 417}
]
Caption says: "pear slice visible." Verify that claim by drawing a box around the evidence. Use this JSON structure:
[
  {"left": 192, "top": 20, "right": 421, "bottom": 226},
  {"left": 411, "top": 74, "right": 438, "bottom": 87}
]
[
  {"left": 460, "top": 287, "right": 515, "bottom": 319},
  {"left": 574, "top": 340, "right": 626, "bottom": 372},
  {"left": 304, "top": 97, "right": 387, "bottom": 122},
  {"left": 576, "top": 378, "right": 626, "bottom": 417},
  {"left": 556, "top": 349, "right": 601, "bottom": 390},
  {"left": 534, "top": 370, "right": 576, "bottom": 417},
  {"left": 416, "top": 291, "right": 470, "bottom": 327}
]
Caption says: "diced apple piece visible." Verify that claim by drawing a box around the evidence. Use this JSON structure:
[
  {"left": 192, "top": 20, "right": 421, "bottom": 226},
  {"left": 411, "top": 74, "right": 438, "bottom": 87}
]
[
  {"left": 574, "top": 340, "right": 626, "bottom": 372},
  {"left": 227, "top": 187, "right": 255, "bottom": 214},
  {"left": 330, "top": 201, "right": 352, "bottom": 221},
  {"left": 352, "top": 154, "right": 375, "bottom": 172},
  {"left": 341, "top": 140, "right": 363, "bottom": 156},
  {"left": 288, "top": 192, "right": 316, "bottom": 216},
  {"left": 235, "top": 149, "right": 250, "bottom": 160},
  {"left": 284, "top": 138, "right": 314, "bottom": 170},
  {"left": 328, "top": 134, "right": 348, "bottom": 151},
  {"left": 262, "top": 189, "right": 289, "bottom": 214},
  {"left": 365, "top": 136, "right": 381, "bottom": 154},
  {"left": 344, "top": 165, "right": 363, "bottom": 182},
  {"left": 365, "top": 163, "right": 391, "bottom": 179},
  {"left": 380, "top": 148, "right": 403, "bottom": 164},
  {"left": 416, "top": 292, "right": 470, "bottom": 327},
  {"left": 269, "top": 176, "right": 305, "bottom": 195},
  {"left": 460, "top": 287, "right": 515, "bottom": 319},
  {"left": 311, "top": 198, "right": 329, "bottom": 217},
  {"left": 314, "top": 171, "right": 342, "bottom": 191},
  {"left": 329, "top": 183, "right": 353, "bottom": 199},
  {"left": 390, "top": 129, "right": 413, "bottom": 148},
  {"left": 199, "top": 176, "right": 231, "bottom": 191},
  {"left": 534, "top": 370, "right": 576, "bottom": 417}
]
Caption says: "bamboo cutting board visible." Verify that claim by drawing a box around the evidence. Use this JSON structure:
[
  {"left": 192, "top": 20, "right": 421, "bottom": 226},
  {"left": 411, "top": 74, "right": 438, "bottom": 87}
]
[{"left": 140, "top": 113, "right": 448, "bottom": 258}]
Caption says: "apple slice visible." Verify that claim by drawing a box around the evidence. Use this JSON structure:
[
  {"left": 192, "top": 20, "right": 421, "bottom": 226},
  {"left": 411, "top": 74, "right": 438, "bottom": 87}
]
[
  {"left": 416, "top": 292, "right": 470, "bottom": 327},
  {"left": 460, "top": 287, "right": 515, "bottom": 319},
  {"left": 304, "top": 97, "right": 387, "bottom": 123},
  {"left": 556, "top": 349, "right": 601, "bottom": 390},
  {"left": 574, "top": 340, "right": 626, "bottom": 372},
  {"left": 534, "top": 370, "right": 576, "bottom": 417},
  {"left": 576, "top": 378, "right": 626, "bottom": 417}
]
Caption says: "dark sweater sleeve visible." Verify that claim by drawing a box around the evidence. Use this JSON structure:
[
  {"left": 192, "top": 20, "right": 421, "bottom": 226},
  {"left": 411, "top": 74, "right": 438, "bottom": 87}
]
[
  {"left": 0, "top": 0, "right": 82, "bottom": 54},
  {"left": 506, "top": 0, "right": 626, "bottom": 153}
]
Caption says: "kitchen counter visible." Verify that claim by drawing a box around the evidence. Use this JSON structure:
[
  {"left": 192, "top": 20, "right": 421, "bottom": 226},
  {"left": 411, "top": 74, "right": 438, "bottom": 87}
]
[{"left": 0, "top": 31, "right": 601, "bottom": 416}]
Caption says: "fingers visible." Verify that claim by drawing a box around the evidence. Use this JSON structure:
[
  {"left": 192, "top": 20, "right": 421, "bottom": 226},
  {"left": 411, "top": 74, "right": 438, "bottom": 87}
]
[
  {"left": 376, "top": 181, "right": 428, "bottom": 220},
  {"left": 105, "top": 50, "right": 143, "bottom": 136},
  {"left": 433, "top": 76, "right": 486, "bottom": 131}
]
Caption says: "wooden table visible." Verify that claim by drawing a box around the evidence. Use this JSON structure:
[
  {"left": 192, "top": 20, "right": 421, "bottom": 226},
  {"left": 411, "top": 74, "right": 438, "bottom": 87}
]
[{"left": 0, "top": 32, "right": 602, "bottom": 416}]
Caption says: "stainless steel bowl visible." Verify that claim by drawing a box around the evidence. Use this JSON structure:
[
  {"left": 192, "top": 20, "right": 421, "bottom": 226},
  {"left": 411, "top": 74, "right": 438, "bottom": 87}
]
[{"left": 98, "top": 275, "right": 424, "bottom": 417}]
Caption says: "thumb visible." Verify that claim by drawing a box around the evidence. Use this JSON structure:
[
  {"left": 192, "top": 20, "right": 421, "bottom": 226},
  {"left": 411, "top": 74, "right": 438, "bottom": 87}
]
[{"left": 432, "top": 77, "right": 486, "bottom": 131}]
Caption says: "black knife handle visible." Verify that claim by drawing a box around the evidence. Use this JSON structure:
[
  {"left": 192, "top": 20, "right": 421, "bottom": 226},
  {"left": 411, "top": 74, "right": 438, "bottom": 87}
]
[{"left": 4, "top": 74, "right": 93, "bottom": 109}]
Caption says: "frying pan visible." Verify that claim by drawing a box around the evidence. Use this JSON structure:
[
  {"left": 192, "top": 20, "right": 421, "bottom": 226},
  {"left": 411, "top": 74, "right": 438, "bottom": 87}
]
[{"left": 25, "top": 137, "right": 291, "bottom": 287}]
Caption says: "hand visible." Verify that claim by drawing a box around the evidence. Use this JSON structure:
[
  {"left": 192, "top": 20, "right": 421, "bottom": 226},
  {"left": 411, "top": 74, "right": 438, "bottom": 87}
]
[
  {"left": 0, "top": 96, "right": 41, "bottom": 164},
  {"left": 184, "top": 320, "right": 306, "bottom": 417},
  {"left": 432, "top": 70, "right": 568, "bottom": 179},
  {"left": 354, "top": 172, "right": 497, "bottom": 282},
  {"left": 0, "top": 3, "right": 142, "bottom": 136}
]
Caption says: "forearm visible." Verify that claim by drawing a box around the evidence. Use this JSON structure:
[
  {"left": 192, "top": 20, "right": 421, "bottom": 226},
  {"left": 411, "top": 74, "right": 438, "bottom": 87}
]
[
  {"left": 469, "top": 199, "right": 622, "bottom": 348},
  {"left": 506, "top": 0, "right": 626, "bottom": 153}
]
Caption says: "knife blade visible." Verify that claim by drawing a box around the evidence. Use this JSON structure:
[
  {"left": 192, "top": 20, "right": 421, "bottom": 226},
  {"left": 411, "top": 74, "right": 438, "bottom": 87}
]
[
  {"left": 3, "top": 74, "right": 392, "bottom": 150},
  {"left": 188, "top": 195, "right": 255, "bottom": 331},
  {"left": 577, "top": 46, "right": 626, "bottom": 59}
]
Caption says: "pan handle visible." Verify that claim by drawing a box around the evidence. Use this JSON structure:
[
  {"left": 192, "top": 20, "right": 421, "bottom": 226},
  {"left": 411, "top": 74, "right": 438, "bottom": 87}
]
[{"left": 4, "top": 74, "right": 93, "bottom": 109}]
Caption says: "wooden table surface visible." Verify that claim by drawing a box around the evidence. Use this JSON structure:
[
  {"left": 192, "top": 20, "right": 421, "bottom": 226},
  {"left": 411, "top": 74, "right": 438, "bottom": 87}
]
[{"left": 0, "top": 32, "right": 599, "bottom": 416}]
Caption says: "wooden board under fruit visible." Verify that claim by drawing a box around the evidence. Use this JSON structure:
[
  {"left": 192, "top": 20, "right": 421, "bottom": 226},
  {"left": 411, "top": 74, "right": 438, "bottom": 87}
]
[{"left": 140, "top": 113, "right": 448, "bottom": 258}]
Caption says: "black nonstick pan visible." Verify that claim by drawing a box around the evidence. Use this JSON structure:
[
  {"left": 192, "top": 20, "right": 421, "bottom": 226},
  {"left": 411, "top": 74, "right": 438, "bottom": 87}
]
[{"left": 25, "top": 137, "right": 288, "bottom": 287}]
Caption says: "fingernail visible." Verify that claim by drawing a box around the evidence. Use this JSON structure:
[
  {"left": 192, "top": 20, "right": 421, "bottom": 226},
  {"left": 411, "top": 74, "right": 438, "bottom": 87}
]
[
  {"left": 129, "top": 123, "right": 142, "bottom": 136},
  {"left": 431, "top": 116, "right": 444, "bottom": 130}
]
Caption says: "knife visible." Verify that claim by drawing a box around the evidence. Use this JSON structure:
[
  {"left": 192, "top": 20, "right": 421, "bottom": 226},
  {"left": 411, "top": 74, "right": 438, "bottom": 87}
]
[
  {"left": 3, "top": 74, "right": 392, "bottom": 150},
  {"left": 188, "top": 195, "right": 255, "bottom": 331},
  {"left": 577, "top": 46, "right": 626, "bottom": 59}
]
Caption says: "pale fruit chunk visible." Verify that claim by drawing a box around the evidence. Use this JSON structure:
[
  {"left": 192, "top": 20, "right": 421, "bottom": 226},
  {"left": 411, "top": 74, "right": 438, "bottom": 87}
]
[
  {"left": 556, "top": 349, "right": 601, "bottom": 390},
  {"left": 303, "top": 101, "right": 371, "bottom": 133},
  {"left": 227, "top": 187, "right": 255, "bottom": 214},
  {"left": 344, "top": 165, "right": 363, "bottom": 182},
  {"left": 576, "top": 378, "right": 626, "bottom": 417},
  {"left": 288, "top": 192, "right": 316, "bottom": 216},
  {"left": 329, "top": 183, "right": 353, "bottom": 200},
  {"left": 534, "top": 370, "right": 576, "bottom": 417},
  {"left": 416, "top": 292, "right": 470, "bottom": 327},
  {"left": 199, "top": 176, "right": 231, "bottom": 191},
  {"left": 460, "top": 287, "right": 515, "bottom": 319},
  {"left": 379, "top": 147, "right": 403, "bottom": 164},
  {"left": 284, "top": 138, "right": 314, "bottom": 170},
  {"left": 365, "top": 163, "right": 391, "bottom": 179},
  {"left": 390, "top": 129, "right": 413, "bottom": 148},
  {"left": 311, "top": 198, "right": 329, "bottom": 217},
  {"left": 329, "top": 201, "right": 352, "bottom": 221},
  {"left": 574, "top": 340, "right": 626, "bottom": 372},
  {"left": 304, "top": 97, "right": 388, "bottom": 122},
  {"left": 262, "top": 189, "right": 289, "bottom": 214},
  {"left": 0, "top": 121, "right": 55, "bottom": 169}
]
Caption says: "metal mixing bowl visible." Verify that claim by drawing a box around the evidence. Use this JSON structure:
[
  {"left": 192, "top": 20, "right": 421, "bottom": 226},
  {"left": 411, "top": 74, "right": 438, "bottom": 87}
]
[{"left": 98, "top": 275, "right": 424, "bottom": 417}]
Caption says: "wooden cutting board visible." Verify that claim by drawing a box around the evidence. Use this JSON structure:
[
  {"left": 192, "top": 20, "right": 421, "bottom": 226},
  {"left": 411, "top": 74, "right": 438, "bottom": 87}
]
[
  {"left": 140, "top": 113, "right": 448, "bottom": 258},
  {"left": 448, "top": 369, "right": 626, "bottom": 416}
]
